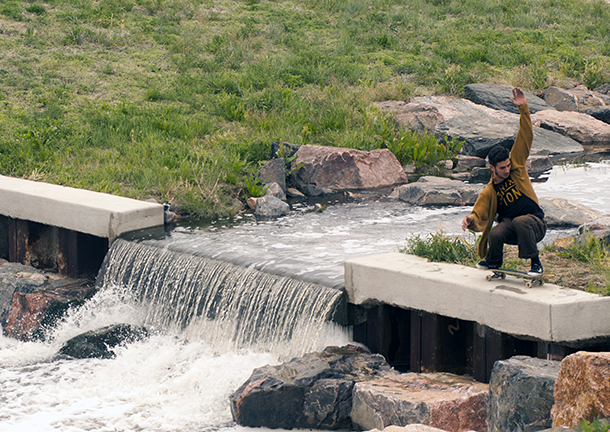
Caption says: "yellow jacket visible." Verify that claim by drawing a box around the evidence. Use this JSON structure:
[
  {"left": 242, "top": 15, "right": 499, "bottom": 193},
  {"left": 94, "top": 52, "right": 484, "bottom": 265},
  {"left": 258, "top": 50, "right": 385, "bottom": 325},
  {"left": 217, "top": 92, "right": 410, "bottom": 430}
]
[{"left": 468, "top": 104, "right": 539, "bottom": 258}]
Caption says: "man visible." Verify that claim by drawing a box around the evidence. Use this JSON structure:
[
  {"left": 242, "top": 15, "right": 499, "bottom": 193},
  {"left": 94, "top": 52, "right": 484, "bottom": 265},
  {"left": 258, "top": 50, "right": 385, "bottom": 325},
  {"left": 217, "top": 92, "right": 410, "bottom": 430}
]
[{"left": 461, "top": 87, "right": 546, "bottom": 276}]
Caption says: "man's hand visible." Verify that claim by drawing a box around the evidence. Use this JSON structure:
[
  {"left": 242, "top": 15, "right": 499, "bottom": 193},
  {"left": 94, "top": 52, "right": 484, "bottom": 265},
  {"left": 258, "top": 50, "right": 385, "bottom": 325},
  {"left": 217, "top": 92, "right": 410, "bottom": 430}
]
[
  {"left": 462, "top": 214, "right": 474, "bottom": 231},
  {"left": 510, "top": 87, "right": 527, "bottom": 106}
]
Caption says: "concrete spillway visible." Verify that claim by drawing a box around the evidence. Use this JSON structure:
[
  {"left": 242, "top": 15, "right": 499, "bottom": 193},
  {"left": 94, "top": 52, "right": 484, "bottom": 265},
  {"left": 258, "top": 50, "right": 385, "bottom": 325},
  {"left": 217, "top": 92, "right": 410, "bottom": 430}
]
[
  {"left": 0, "top": 175, "right": 164, "bottom": 277},
  {"left": 345, "top": 253, "right": 610, "bottom": 382}
]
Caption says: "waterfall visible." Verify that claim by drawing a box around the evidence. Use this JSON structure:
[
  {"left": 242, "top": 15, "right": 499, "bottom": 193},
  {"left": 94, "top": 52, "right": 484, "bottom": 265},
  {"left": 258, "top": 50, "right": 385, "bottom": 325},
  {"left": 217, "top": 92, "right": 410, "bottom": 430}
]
[{"left": 96, "top": 239, "right": 346, "bottom": 357}]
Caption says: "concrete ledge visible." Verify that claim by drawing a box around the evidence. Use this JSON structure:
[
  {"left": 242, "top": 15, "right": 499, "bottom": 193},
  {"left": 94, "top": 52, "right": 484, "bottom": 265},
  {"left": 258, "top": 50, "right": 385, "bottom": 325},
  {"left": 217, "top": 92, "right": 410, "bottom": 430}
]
[
  {"left": 0, "top": 175, "right": 164, "bottom": 241},
  {"left": 344, "top": 253, "right": 610, "bottom": 343}
]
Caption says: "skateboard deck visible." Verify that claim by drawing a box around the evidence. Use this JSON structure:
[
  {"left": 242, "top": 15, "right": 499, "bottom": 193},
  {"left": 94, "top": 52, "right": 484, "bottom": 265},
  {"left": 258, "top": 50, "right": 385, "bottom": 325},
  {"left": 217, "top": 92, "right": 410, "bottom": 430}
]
[{"left": 485, "top": 269, "right": 555, "bottom": 288}]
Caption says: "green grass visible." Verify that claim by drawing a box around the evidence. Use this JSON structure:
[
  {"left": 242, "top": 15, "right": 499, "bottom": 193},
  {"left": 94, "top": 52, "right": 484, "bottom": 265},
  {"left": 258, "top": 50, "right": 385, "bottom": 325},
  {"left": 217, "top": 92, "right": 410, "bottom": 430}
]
[
  {"left": 0, "top": 0, "right": 609, "bottom": 217},
  {"left": 401, "top": 229, "right": 480, "bottom": 266}
]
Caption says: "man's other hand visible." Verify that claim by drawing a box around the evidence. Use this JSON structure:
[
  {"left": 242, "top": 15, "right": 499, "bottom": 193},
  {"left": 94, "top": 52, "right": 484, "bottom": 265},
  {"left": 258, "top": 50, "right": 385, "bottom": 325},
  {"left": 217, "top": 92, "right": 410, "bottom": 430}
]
[
  {"left": 511, "top": 87, "right": 527, "bottom": 106},
  {"left": 462, "top": 214, "right": 474, "bottom": 231}
]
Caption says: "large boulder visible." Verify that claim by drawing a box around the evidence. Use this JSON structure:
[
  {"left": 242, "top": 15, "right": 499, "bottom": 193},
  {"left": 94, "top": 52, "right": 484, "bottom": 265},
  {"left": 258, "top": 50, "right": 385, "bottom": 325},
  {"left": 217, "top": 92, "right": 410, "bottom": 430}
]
[
  {"left": 230, "top": 344, "right": 393, "bottom": 430},
  {"left": 488, "top": 356, "right": 561, "bottom": 432},
  {"left": 531, "top": 110, "right": 610, "bottom": 146},
  {"left": 539, "top": 198, "right": 602, "bottom": 228},
  {"left": 351, "top": 372, "right": 488, "bottom": 432},
  {"left": 551, "top": 352, "right": 610, "bottom": 427},
  {"left": 4, "top": 278, "right": 96, "bottom": 341},
  {"left": 290, "top": 145, "right": 408, "bottom": 192},
  {"left": 435, "top": 116, "right": 583, "bottom": 159},
  {"left": 463, "top": 83, "right": 554, "bottom": 114},
  {"left": 375, "top": 97, "right": 516, "bottom": 135},
  {"left": 542, "top": 86, "right": 610, "bottom": 112},
  {"left": 390, "top": 176, "right": 483, "bottom": 206},
  {"left": 59, "top": 324, "right": 148, "bottom": 359}
]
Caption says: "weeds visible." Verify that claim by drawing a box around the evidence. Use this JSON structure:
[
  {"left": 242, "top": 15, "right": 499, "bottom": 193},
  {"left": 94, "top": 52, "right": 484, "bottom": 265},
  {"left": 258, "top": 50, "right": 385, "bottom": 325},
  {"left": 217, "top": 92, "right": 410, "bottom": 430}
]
[
  {"left": 400, "top": 228, "right": 480, "bottom": 266},
  {"left": 384, "top": 132, "right": 462, "bottom": 168},
  {"left": 579, "top": 418, "right": 610, "bottom": 432},
  {"left": 558, "top": 231, "right": 610, "bottom": 295}
]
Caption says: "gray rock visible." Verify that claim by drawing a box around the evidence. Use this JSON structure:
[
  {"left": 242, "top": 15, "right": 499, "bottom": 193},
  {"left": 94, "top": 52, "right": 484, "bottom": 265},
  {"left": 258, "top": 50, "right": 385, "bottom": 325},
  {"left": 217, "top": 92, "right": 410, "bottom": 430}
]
[
  {"left": 436, "top": 115, "right": 583, "bottom": 159},
  {"left": 526, "top": 155, "right": 553, "bottom": 177},
  {"left": 264, "top": 182, "right": 286, "bottom": 201},
  {"left": 286, "top": 187, "right": 305, "bottom": 198},
  {"left": 298, "top": 183, "right": 328, "bottom": 197},
  {"left": 463, "top": 83, "right": 554, "bottom": 114},
  {"left": 435, "top": 115, "right": 517, "bottom": 158},
  {"left": 258, "top": 158, "right": 286, "bottom": 193},
  {"left": 595, "top": 84, "right": 610, "bottom": 95},
  {"left": 254, "top": 195, "right": 290, "bottom": 219},
  {"left": 583, "top": 108, "right": 610, "bottom": 125},
  {"left": 539, "top": 198, "right": 602, "bottom": 228},
  {"left": 488, "top": 355, "right": 561, "bottom": 432},
  {"left": 272, "top": 141, "right": 300, "bottom": 158},
  {"left": 470, "top": 167, "right": 492, "bottom": 184},
  {"left": 59, "top": 324, "right": 148, "bottom": 359},
  {"left": 229, "top": 344, "right": 392, "bottom": 430},
  {"left": 390, "top": 177, "right": 483, "bottom": 206},
  {"left": 577, "top": 214, "right": 610, "bottom": 245},
  {"left": 456, "top": 155, "right": 486, "bottom": 171}
]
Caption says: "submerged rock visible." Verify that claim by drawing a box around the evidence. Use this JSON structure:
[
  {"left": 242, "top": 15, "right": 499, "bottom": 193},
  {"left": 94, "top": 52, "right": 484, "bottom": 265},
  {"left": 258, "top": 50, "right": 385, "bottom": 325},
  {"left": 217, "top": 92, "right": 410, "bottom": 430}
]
[
  {"left": 59, "top": 324, "right": 148, "bottom": 359},
  {"left": 488, "top": 356, "right": 560, "bottom": 432},
  {"left": 230, "top": 344, "right": 392, "bottom": 430}
]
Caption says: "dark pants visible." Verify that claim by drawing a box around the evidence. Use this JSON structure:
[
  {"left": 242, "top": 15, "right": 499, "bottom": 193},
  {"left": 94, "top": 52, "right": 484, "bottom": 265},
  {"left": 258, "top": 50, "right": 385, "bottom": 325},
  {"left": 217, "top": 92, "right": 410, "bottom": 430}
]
[{"left": 485, "top": 214, "right": 546, "bottom": 265}]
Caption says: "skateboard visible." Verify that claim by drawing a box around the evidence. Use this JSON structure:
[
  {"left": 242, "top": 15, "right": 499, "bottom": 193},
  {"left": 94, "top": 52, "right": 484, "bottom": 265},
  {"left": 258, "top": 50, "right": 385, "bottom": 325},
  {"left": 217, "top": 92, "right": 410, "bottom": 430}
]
[{"left": 485, "top": 269, "right": 555, "bottom": 288}]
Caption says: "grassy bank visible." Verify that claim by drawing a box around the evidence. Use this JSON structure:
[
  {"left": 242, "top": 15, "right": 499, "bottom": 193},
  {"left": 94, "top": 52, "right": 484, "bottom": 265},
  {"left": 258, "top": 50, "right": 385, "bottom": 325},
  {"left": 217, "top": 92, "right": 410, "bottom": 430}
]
[{"left": 1, "top": 0, "right": 609, "bottom": 217}]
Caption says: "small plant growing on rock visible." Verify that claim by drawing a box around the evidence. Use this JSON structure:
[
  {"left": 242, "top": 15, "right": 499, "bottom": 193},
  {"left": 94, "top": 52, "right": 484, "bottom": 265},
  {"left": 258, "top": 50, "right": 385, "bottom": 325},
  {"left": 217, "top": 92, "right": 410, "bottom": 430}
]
[{"left": 579, "top": 418, "right": 610, "bottom": 432}]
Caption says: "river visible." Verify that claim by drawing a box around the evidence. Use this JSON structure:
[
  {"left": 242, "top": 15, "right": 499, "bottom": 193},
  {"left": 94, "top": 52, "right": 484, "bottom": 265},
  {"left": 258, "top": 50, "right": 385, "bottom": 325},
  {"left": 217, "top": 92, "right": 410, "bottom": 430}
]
[{"left": 1, "top": 162, "right": 609, "bottom": 432}]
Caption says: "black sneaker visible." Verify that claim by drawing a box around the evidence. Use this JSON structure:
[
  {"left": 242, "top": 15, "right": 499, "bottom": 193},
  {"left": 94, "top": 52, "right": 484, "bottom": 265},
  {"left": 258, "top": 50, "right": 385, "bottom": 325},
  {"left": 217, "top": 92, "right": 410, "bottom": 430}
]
[
  {"left": 476, "top": 260, "right": 501, "bottom": 270},
  {"left": 528, "top": 261, "right": 544, "bottom": 276}
]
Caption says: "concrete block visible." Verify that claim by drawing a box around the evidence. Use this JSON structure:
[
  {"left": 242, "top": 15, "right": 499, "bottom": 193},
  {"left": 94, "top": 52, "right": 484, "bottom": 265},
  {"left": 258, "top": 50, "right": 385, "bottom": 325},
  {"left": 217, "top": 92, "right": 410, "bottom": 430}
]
[
  {"left": 344, "top": 253, "right": 610, "bottom": 343},
  {"left": 0, "top": 175, "right": 164, "bottom": 242}
]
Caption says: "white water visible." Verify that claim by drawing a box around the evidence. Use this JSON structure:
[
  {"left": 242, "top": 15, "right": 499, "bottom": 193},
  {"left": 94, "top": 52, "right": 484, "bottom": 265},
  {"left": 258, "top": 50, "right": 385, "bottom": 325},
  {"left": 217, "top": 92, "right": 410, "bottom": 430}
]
[{"left": 0, "top": 285, "right": 350, "bottom": 432}]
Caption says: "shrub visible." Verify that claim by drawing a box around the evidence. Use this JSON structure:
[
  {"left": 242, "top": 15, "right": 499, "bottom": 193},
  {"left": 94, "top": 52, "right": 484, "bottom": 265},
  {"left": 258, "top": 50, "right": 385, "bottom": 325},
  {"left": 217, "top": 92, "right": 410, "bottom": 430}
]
[{"left": 400, "top": 229, "right": 480, "bottom": 266}]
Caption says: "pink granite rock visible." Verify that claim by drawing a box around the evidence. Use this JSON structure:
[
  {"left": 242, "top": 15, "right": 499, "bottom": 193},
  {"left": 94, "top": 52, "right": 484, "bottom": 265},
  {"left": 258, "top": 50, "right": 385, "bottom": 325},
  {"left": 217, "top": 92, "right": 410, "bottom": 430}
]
[
  {"left": 375, "top": 97, "right": 517, "bottom": 134},
  {"left": 351, "top": 372, "right": 488, "bottom": 432},
  {"left": 542, "top": 86, "right": 610, "bottom": 112},
  {"left": 291, "top": 145, "right": 407, "bottom": 191},
  {"left": 531, "top": 110, "right": 610, "bottom": 146},
  {"left": 551, "top": 351, "right": 610, "bottom": 427}
]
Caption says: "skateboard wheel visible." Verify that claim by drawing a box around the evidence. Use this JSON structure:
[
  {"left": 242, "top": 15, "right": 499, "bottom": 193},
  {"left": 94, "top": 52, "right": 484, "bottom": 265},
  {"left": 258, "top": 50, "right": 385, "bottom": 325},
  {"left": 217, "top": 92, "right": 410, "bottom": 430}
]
[
  {"left": 526, "top": 281, "right": 533, "bottom": 288},
  {"left": 500, "top": 273, "right": 506, "bottom": 279},
  {"left": 486, "top": 275, "right": 493, "bottom": 281}
]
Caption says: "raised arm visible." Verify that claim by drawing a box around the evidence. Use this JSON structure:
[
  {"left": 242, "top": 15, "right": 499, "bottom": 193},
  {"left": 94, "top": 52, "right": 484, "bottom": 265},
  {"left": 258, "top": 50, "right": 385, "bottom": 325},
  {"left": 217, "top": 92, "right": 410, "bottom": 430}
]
[{"left": 509, "top": 87, "right": 533, "bottom": 168}]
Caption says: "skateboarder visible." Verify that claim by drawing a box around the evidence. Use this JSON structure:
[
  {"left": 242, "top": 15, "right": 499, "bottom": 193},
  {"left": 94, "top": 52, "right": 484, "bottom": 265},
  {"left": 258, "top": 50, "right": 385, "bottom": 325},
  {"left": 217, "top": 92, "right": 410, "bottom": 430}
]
[{"left": 461, "top": 87, "right": 546, "bottom": 276}]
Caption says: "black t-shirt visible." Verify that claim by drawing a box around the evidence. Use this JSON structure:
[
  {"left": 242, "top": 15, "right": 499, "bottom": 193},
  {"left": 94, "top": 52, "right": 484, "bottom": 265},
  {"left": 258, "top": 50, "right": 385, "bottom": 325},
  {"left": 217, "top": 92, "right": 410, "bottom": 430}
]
[{"left": 493, "top": 176, "right": 544, "bottom": 221}]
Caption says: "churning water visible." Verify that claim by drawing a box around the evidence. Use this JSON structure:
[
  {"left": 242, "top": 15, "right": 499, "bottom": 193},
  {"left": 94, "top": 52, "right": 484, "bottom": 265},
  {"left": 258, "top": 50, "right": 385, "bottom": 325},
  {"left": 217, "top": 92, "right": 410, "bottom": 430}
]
[
  {"left": 0, "top": 241, "right": 350, "bottom": 432},
  {"left": 1, "top": 162, "right": 609, "bottom": 431}
]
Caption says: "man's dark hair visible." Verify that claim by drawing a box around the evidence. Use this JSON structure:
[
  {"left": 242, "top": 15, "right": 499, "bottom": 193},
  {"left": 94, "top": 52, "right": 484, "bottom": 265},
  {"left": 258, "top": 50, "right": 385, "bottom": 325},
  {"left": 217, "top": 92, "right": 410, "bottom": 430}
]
[{"left": 487, "top": 145, "right": 510, "bottom": 166}]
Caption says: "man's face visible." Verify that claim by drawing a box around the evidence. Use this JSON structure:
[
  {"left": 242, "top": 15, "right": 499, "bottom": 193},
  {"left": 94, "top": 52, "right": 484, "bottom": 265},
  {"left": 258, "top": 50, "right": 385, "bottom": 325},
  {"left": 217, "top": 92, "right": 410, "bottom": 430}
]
[{"left": 491, "top": 158, "right": 511, "bottom": 183}]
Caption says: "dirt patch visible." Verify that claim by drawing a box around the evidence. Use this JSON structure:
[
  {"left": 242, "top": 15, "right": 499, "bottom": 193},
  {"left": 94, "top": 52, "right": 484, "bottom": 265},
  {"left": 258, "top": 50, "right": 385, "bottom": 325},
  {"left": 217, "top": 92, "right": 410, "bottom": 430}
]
[{"left": 503, "top": 246, "right": 609, "bottom": 294}]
